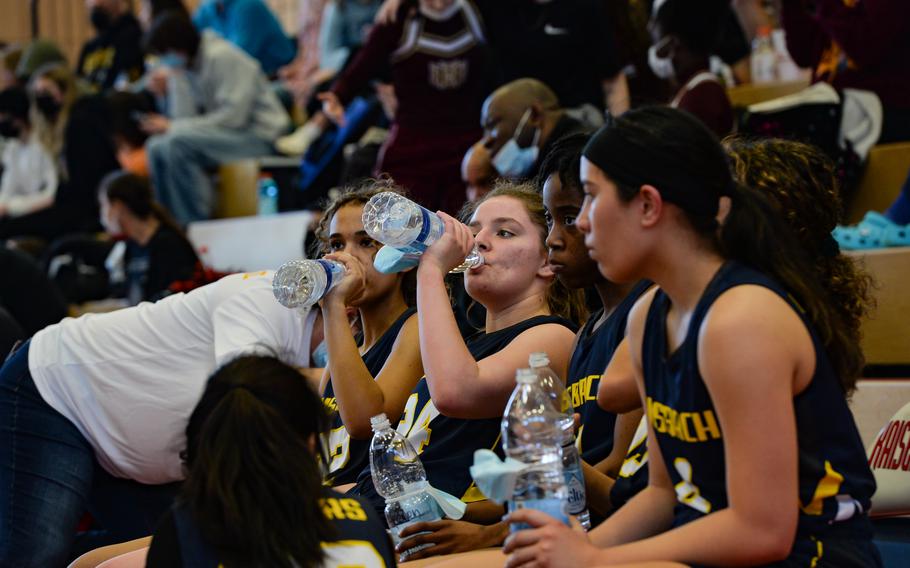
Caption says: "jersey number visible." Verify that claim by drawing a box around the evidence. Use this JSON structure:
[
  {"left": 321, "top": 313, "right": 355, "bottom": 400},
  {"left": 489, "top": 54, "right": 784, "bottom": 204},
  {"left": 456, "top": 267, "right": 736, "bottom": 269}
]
[
  {"left": 396, "top": 393, "right": 440, "bottom": 454},
  {"left": 673, "top": 457, "right": 712, "bottom": 514},
  {"left": 325, "top": 425, "right": 351, "bottom": 475}
]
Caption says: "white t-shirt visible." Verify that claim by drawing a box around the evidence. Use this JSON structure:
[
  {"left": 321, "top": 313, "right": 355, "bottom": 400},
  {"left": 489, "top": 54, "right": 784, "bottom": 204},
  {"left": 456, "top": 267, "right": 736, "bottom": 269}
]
[
  {"left": 0, "top": 135, "right": 58, "bottom": 217},
  {"left": 28, "top": 271, "right": 313, "bottom": 484}
]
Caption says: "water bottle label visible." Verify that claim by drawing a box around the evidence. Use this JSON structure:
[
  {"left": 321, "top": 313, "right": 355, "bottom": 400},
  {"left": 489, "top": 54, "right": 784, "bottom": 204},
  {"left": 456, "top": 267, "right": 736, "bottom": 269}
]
[
  {"left": 509, "top": 497, "right": 569, "bottom": 532},
  {"left": 564, "top": 462, "right": 587, "bottom": 515},
  {"left": 316, "top": 259, "right": 335, "bottom": 291},
  {"left": 389, "top": 498, "right": 441, "bottom": 560}
]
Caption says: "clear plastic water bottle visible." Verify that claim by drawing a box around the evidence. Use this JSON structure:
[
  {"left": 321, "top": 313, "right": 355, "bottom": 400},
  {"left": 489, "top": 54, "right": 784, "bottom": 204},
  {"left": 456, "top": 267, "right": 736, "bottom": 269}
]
[
  {"left": 272, "top": 259, "right": 345, "bottom": 310},
  {"left": 258, "top": 174, "right": 279, "bottom": 215},
  {"left": 750, "top": 26, "right": 777, "bottom": 84},
  {"left": 369, "top": 413, "right": 442, "bottom": 560},
  {"left": 361, "top": 192, "right": 483, "bottom": 273},
  {"left": 502, "top": 368, "right": 569, "bottom": 531},
  {"left": 529, "top": 353, "right": 591, "bottom": 530}
]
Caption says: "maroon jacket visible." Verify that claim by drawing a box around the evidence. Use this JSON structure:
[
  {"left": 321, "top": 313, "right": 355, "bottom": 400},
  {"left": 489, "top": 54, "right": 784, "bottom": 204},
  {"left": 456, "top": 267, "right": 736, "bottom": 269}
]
[
  {"left": 781, "top": 0, "right": 910, "bottom": 109},
  {"left": 331, "top": 0, "right": 488, "bottom": 131}
]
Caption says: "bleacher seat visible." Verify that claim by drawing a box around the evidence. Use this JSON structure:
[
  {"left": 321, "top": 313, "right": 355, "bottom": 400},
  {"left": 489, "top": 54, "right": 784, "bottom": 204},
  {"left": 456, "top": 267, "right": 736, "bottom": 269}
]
[
  {"left": 214, "top": 160, "right": 260, "bottom": 218},
  {"left": 845, "top": 247, "right": 910, "bottom": 366},
  {"left": 726, "top": 77, "right": 810, "bottom": 108},
  {"left": 845, "top": 143, "right": 910, "bottom": 225}
]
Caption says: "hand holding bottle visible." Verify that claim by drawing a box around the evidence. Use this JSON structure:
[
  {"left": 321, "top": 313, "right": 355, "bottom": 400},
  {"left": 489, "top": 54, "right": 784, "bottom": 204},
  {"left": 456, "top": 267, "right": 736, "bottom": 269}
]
[
  {"left": 321, "top": 252, "right": 368, "bottom": 308},
  {"left": 419, "top": 212, "right": 476, "bottom": 275}
]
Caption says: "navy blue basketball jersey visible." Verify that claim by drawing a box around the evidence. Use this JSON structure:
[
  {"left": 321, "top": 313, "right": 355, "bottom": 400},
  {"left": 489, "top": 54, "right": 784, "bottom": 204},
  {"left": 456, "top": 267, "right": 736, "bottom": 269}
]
[
  {"left": 323, "top": 308, "right": 417, "bottom": 485},
  {"left": 153, "top": 489, "right": 396, "bottom": 567},
  {"left": 354, "top": 315, "right": 577, "bottom": 517},
  {"left": 568, "top": 280, "right": 651, "bottom": 464},
  {"left": 608, "top": 415, "right": 650, "bottom": 512},
  {"left": 642, "top": 262, "right": 876, "bottom": 539}
]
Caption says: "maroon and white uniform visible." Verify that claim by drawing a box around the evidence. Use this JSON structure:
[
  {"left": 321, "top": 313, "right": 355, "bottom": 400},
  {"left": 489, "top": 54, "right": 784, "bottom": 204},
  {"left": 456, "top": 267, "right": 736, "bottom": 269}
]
[{"left": 331, "top": 0, "right": 487, "bottom": 213}]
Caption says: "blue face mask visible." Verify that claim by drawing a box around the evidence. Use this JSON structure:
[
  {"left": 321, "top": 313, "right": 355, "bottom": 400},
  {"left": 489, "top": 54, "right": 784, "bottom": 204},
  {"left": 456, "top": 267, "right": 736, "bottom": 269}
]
[
  {"left": 492, "top": 108, "right": 540, "bottom": 179},
  {"left": 311, "top": 340, "right": 329, "bottom": 368},
  {"left": 158, "top": 52, "right": 188, "bottom": 69}
]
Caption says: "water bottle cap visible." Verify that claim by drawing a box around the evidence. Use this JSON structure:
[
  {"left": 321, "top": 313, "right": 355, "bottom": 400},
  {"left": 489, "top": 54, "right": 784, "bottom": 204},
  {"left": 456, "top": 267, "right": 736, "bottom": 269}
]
[
  {"left": 528, "top": 352, "right": 550, "bottom": 368},
  {"left": 370, "top": 413, "right": 391, "bottom": 431},
  {"left": 515, "top": 368, "right": 537, "bottom": 384}
]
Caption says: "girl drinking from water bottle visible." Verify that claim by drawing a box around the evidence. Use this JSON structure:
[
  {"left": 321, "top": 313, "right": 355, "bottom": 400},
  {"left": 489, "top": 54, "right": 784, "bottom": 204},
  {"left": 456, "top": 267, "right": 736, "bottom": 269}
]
[
  {"left": 312, "top": 179, "right": 423, "bottom": 487},
  {"left": 351, "top": 183, "right": 582, "bottom": 530}
]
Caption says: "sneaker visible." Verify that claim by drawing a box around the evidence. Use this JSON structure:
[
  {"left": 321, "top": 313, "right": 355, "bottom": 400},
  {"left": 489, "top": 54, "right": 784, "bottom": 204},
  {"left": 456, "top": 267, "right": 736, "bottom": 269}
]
[{"left": 275, "top": 121, "right": 323, "bottom": 156}]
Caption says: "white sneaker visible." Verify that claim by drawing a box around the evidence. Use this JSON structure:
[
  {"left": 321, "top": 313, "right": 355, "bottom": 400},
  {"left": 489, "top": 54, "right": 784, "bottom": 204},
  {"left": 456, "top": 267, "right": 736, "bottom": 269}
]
[{"left": 276, "top": 121, "right": 323, "bottom": 156}]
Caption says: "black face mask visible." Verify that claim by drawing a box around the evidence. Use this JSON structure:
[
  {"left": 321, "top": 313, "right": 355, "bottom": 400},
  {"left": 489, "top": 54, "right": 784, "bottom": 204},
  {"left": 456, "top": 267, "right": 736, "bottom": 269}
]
[
  {"left": 0, "top": 119, "right": 20, "bottom": 139},
  {"left": 90, "top": 7, "right": 112, "bottom": 31},
  {"left": 34, "top": 94, "right": 62, "bottom": 121}
]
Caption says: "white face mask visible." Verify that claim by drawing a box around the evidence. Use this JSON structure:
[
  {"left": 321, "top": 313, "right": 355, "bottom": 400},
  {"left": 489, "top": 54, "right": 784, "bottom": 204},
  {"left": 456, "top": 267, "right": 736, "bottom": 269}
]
[
  {"left": 648, "top": 37, "right": 675, "bottom": 81},
  {"left": 492, "top": 108, "right": 540, "bottom": 179}
]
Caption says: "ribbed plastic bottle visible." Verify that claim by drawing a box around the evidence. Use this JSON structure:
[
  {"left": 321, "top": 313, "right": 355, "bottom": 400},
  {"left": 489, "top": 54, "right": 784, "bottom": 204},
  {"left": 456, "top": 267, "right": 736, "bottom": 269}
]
[
  {"left": 529, "top": 352, "right": 591, "bottom": 530},
  {"left": 361, "top": 192, "right": 483, "bottom": 273},
  {"left": 502, "top": 368, "right": 569, "bottom": 531},
  {"left": 369, "top": 413, "right": 442, "bottom": 560},
  {"left": 272, "top": 259, "right": 345, "bottom": 310}
]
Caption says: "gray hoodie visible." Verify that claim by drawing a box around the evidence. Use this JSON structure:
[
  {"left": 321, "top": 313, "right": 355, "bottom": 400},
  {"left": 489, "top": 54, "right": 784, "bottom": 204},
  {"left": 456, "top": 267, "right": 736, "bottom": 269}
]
[{"left": 165, "top": 31, "right": 289, "bottom": 142}]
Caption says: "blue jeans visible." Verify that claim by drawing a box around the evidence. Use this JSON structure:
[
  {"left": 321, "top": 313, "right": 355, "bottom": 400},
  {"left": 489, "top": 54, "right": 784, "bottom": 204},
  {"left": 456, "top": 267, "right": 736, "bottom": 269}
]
[
  {"left": 0, "top": 342, "right": 178, "bottom": 567},
  {"left": 147, "top": 126, "right": 275, "bottom": 225}
]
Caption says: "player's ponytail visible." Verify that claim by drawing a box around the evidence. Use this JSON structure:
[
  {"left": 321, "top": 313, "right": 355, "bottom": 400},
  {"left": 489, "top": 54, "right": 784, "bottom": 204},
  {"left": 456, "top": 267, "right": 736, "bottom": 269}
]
[
  {"left": 583, "top": 107, "right": 862, "bottom": 394},
  {"left": 181, "top": 356, "right": 336, "bottom": 568}
]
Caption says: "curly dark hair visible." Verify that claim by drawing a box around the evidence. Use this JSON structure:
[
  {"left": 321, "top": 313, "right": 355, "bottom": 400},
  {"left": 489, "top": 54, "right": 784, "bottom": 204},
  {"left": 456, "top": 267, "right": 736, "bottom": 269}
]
[
  {"left": 313, "top": 177, "right": 416, "bottom": 306},
  {"left": 725, "top": 137, "right": 875, "bottom": 393}
]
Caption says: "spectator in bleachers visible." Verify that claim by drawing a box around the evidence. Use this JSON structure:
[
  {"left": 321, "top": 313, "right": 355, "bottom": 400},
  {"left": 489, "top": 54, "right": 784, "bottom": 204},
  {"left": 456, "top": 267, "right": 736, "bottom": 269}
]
[
  {"left": 378, "top": 0, "right": 628, "bottom": 121},
  {"left": 78, "top": 0, "right": 145, "bottom": 92},
  {"left": 318, "top": 0, "right": 488, "bottom": 214},
  {"left": 0, "top": 64, "right": 119, "bottom": 242},
  {"left": 277, "top": 0, "right": 329, "bottom": 105},
  {"left": 138, "top": 0, "right": 190, "bottom": 29},
  {"left": 14, "top": 39, "right": 66, "bottom": 85},
  {"left": 0, "top": 269, "right": 320, "bottom": 565},
  {"left": 0, "top": 45, "right": 22, "bottom": 91},
  {"left": 461, "top": 141, "right": 495, "bottom": 203},
  {"left": 480, "top": 78, "right": 586, "bottom": 181},
  {"left": 648, "top": 0, "right": 733, "bottom": 138},
  {"left": 275, "top": 0, "right": 382, "bottom": 155},
  {"left": 141, "top": 12, "right": 290, "bottom": 225},
  {"left": 193, "top": 0, "right": 297, "bottom": 76},
  {"left": 781, "top": 0, "right": 910, "bottom": 143},
  {"left": 0, "top": 86, "right": 58, "bottom": 220},
  {"left": 107, "top": 90, "right": 155, "bottom": 176},
  {"left": 98, "top": 171, "right": 199, "bottom": 304}
]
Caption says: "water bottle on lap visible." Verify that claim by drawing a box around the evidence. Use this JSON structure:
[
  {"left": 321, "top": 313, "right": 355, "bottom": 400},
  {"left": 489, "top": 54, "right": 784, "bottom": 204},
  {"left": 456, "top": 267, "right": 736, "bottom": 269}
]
[
  {"left": 502, "top": 368, "right": 570, "bottom": 531},
  {"left": 272, "top": 259, "right": 346, "bottom": 310},
  {"left": 369, "top": 413, "right": 442, "bottom": 560},
  {"left": 529, "top": 352, "right": 591, "bottom": 530},
  {"left": 361, "top": 192, "right": 483, "bottom": 273}
]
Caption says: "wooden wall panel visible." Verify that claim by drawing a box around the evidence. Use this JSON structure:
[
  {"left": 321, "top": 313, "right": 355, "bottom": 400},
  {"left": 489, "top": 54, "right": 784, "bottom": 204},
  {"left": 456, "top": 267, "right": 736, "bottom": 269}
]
[{"left": 0, "top": 0, "right": 301, "bottom": 70}]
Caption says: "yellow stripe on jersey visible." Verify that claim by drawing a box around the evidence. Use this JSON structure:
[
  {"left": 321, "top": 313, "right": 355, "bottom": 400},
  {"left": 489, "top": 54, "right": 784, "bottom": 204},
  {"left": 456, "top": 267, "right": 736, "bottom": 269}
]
[{"left": 800, "top": 460, "right": 845, "bottom": 516}]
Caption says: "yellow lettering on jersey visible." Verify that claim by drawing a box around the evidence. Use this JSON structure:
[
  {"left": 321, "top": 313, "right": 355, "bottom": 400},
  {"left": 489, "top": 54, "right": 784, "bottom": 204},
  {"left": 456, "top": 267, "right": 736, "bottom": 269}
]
[
  {"left": 800, "top": 460, "right": 844, "bottom": 516},
  {"left": 320, "top": 498, "right": 368, "bottom": 521},
  {"left": 647, "top": 397, "right": 722, "bottom": 444},
  {"left": 321, "top": 497, "right": 346, "bottom": 521},
  {"left": 323, "top": 397, "right": 338, "bottom": 412}
]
